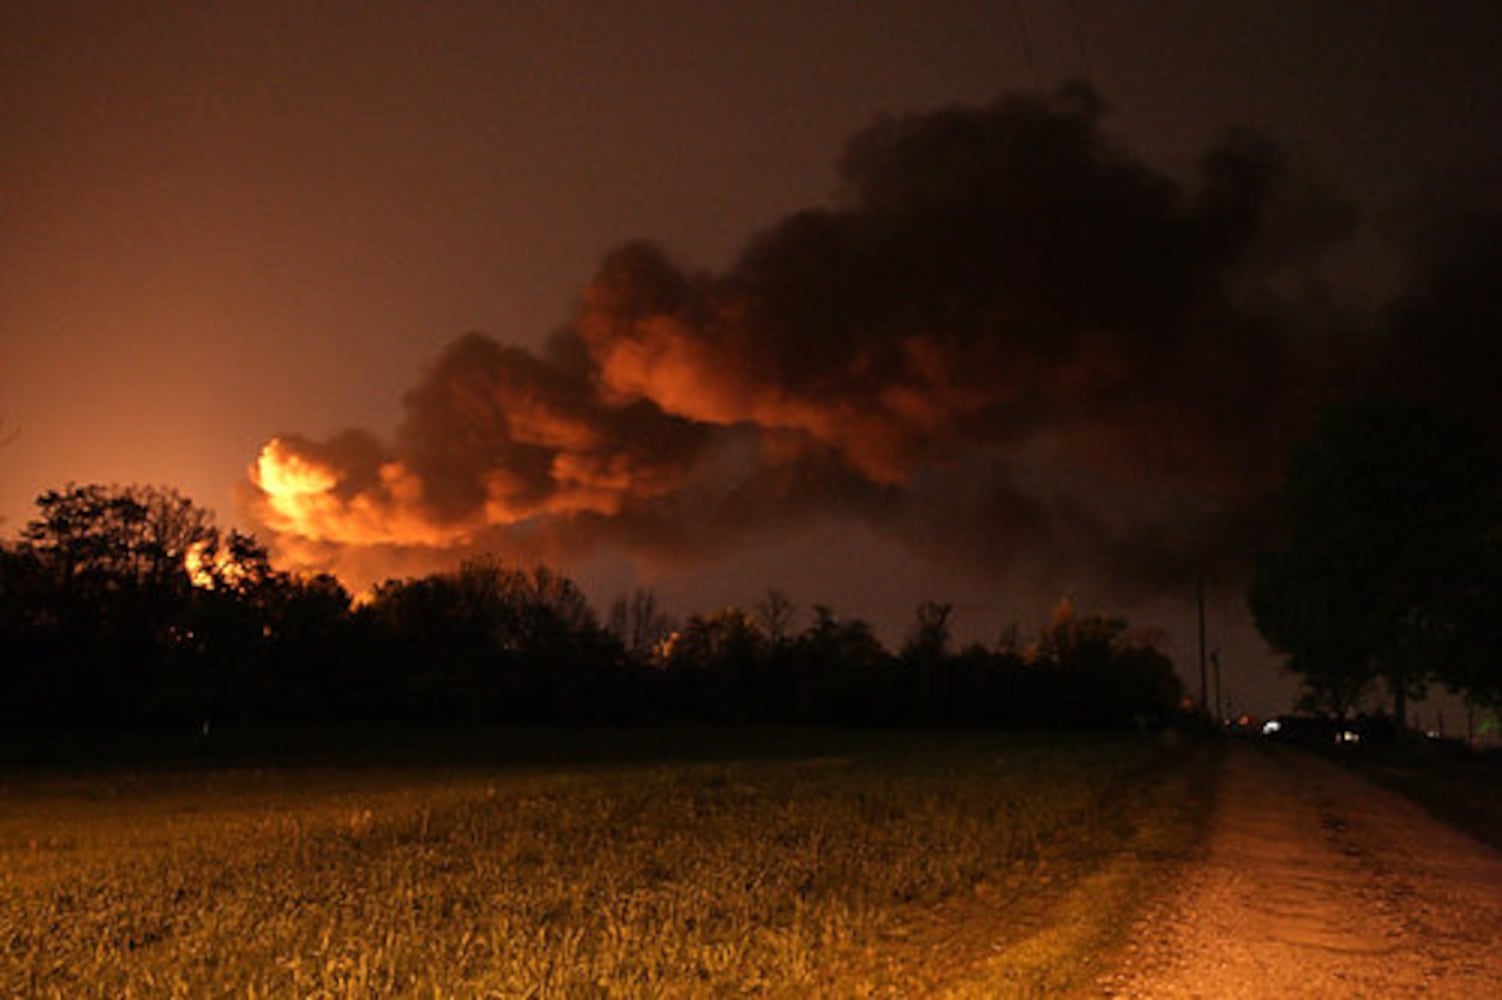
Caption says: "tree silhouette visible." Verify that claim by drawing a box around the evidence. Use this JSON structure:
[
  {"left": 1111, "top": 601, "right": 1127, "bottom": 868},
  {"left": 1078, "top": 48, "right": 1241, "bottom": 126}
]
[
  {"left": 777, "top": 606, "right": 887, "bottom": 724},
  {"left": 364, "top": 558, "right": 623, "bottom": 721},
  {"left": 14, "top": 484, "right": 230, "bottom": 723},
  {"left": 3, "top": 478, "right": 1191, "bottom": 735},
  {"left": 799, "top": 605, "right": 886, "bottom": 671},
  {"left": 1250, "top": 400, "right": 1501, "bottom": 727},
  {"left": 1030, "top": 599, "right": 1182, "bottom": 728},
  {"left": 608, "top": 586, "right": 676, "bottom": 663},
  {"left": 902, "top": 600, "right": 953, "bottom": 724},
  {"left": 1438, "top": 548, "right": 1502, "bottom": 717},
  {"left": 754, "top": 588, "right": 797, "bottom": 647}
]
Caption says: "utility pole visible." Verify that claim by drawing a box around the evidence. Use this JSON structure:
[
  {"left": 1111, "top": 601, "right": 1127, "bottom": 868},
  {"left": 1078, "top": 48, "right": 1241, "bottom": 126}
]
[
  {"left": 1197, "top": 576, "right": 1208, "bottom": 720},
  {"left": 1211, "top": 649, "right": 1223, "bottom": 723}
]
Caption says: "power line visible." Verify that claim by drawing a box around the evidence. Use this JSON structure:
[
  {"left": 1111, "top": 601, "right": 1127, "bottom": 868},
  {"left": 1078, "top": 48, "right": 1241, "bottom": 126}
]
[
  {"left": 1067, "top": 0, "right": 1092, "bottom": 79},
  {"left": 1011, "top": 0, "right": 1042, "bottom": 89}
]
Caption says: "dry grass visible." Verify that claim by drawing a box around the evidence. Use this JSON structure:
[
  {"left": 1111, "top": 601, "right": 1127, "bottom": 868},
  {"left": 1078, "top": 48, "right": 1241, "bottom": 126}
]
[{"left": 0, "top": 730, "right": 1217, "bottom": 997}]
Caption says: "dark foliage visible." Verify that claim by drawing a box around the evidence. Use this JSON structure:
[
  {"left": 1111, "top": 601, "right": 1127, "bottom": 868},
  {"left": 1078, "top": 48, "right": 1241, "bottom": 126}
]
[
  {"left": 3, "top": 483, "right": 1183, "bottom": 735},
  {"left": 1250, "top": 400, "right": 1502, "bottom": 724}
]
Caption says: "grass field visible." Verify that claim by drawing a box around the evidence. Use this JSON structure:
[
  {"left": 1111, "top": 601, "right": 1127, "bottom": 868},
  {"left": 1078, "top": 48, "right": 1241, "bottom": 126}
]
[{"left": 1, "top": 729, "right": 1219, "bottom": 997}]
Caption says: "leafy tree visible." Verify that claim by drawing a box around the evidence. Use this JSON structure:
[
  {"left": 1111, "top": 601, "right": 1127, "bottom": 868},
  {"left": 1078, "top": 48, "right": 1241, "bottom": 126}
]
[
  {"left": 1250, "top": 400, "right": 1501, "bottom": 727},
  {"left": 608, "top": 586, "right": 676, "bottom": 662},
  {"left": 1439, "top": 548, "right": 1502, "bottom": 715},
  {"left": 10, "top": 484, "right": 223, "bottom": 723},
  {"left": 242, "top": 571, "right": 356, "bottom": 718},
  {"left": 1027, "top": 599, "right": 1182, "bottom": 727},
  {"left": 902, "top": 600, "right": 953, "bottom": 723},
  {"left": 0, "top": 544, "right": 49, "bottom": 715},
  {"left": 492, "top": 562, "right": 600, "bottom": 657},
  {"left": 662, "top": 607, "right": 765, "bottom": 669},
  {"left": 901, "top": 600, "right": 953, "bottom": 662},
  {"left": 799, "top": 605, "right": 887, "bottom": 671},
  {"left": 785, "top": 606, "right": 892, "bottom": 724},
  {"left": 24, "top": 483, "right": 216, "bottom": 593},
  {"left": 753, "top": 588, "right": 798, "bottom": 647},
  {"left": 1285, "top": 648, "right": 1374, "bottom": 722},
  {"left": 365, "top": 558, "right": 621, "bottom": 720}
]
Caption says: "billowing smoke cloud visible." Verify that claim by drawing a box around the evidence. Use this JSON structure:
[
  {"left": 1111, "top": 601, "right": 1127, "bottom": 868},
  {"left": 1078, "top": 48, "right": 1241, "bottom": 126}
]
[
  {"left": 243, "top": 84, "right": 1493, "bottom": 595},
  {"left": 1381, "top": 181, "right": 1502, "bottom": 442}
]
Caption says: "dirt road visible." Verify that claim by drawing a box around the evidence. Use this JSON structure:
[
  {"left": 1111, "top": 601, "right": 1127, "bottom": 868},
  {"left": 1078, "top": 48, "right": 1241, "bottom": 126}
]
[{"left": 1101, "top": 742, "right": 1502, "bottom": 998}]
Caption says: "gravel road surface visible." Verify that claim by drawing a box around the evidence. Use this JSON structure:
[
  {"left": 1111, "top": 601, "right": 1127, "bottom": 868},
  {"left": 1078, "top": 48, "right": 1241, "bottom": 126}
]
[{"left": 1101, "top": 742, "right": 1502, "bottom": 998}]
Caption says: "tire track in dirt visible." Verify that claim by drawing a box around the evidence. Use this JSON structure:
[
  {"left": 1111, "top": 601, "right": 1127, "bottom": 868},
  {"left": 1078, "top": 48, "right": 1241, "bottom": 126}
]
[{"left": 1100, "top": 742, "right": 1502, "bottom": 998}]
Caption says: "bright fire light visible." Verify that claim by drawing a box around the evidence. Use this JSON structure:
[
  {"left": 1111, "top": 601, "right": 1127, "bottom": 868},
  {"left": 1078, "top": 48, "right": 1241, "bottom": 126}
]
[
  {"left": 184, "top": 542, "right": 217, "bottom": 589},
  {"left": 250, "top": 437, "right": 477, "bottom": 548},
  {"left": 183, "top": 540, "right": 249, "bottom": 590},
  {"left": 256, "top": 438, "right": 339, "bottom": 499}
]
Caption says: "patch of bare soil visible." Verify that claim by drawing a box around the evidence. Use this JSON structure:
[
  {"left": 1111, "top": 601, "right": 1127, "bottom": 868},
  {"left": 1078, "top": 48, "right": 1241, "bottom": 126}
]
[{"left": 1100, "top": 742, "right": 1502, "bottom": 998}]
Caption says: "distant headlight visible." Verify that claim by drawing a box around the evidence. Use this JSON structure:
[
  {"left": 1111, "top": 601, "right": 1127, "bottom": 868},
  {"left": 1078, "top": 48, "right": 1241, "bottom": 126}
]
[{"left": 1261, "top": 719, "right": 1282, "bottom": 736}]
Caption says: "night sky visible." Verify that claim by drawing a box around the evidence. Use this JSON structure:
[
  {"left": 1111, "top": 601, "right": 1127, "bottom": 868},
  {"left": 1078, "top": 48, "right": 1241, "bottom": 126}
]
[{"left": 4, "top": 2, "right": 1500, "bottom": 715}]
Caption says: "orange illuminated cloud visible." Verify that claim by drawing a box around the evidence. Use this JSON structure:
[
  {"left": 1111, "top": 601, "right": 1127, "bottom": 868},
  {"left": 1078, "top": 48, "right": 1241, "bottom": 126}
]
[{"left": 579, "top": 284, "right": 1009, "bottom": 484}]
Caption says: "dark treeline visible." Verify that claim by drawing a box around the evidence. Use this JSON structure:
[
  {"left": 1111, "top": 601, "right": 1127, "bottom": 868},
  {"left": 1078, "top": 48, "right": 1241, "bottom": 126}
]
[
  {"left": 1249, "top": 400, "right": 1502, "bottom": 728},
  {"left": 0, "top": 483, "right": 1182, "bottom": 734}
]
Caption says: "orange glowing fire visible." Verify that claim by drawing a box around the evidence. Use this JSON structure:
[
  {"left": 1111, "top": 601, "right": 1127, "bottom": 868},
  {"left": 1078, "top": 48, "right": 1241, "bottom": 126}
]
[
  {"left": 182, "top": 540, "right": 253, "bottom": 591},
  {"left": 184, "top": 541, "right": 218, "bottom": 589},
  {"left": 248, "top": 428, "right": 696, "bottom": 563},
  {"left": 255, "top": 438, "right": 340, "bottom": 498},
  {"left": 251, "top": 438, "right": 474, "bottom": 548}
]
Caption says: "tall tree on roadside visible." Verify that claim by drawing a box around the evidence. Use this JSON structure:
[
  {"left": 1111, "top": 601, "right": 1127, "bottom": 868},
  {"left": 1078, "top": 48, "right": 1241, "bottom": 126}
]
[
  {"left": 1249, "top": 400, "right": 1500, "bottom": 728},
  {"left": 1439, "top": 548, "right": 1502, "bottom": 717}
]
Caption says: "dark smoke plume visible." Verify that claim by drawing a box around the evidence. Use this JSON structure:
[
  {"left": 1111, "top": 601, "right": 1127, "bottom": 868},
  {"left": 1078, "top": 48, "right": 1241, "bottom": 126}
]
[{"left": 244, "top": 84, "right": 1495, "bottom": 595}]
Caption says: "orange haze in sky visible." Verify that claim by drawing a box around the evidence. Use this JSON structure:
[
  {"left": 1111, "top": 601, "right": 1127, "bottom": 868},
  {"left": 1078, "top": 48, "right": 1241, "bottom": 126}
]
[{"left": 5, "top": 2, "right": 1501, "bottom": 717}]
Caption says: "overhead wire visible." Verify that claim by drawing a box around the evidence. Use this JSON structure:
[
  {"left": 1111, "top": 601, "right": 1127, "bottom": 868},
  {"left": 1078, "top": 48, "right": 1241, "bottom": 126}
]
[
  {"left": 1011, "top": 0, "right": 1043, "bottom": 89},
  {"left": 1067, "top": 0, "right": 1092, "bottom": 79}
]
